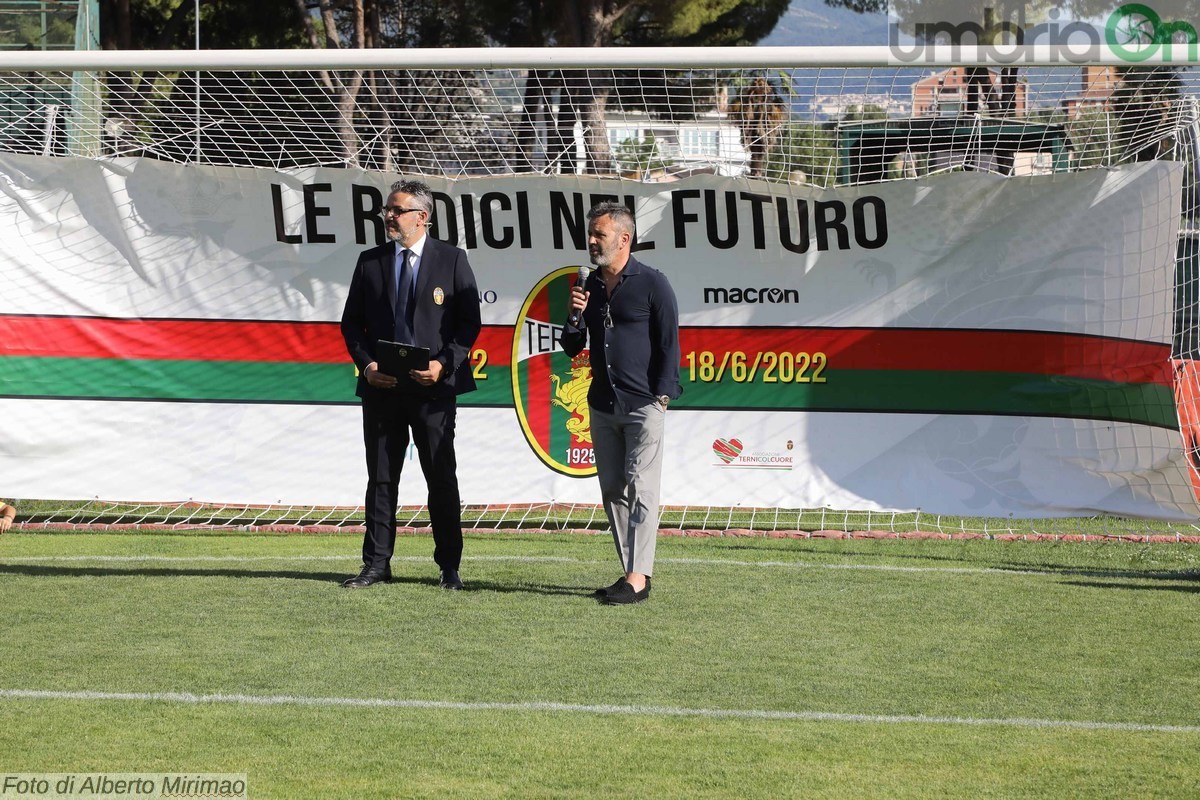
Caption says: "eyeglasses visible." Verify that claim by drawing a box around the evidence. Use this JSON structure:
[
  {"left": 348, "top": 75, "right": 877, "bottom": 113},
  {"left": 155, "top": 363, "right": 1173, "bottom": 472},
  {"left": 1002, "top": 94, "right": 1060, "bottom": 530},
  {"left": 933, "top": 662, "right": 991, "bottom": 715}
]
[
  {"left": 602, "top": 303, "right": 613, "bottom": 330},
  {"left": 383, "top": 206, "right": 425, "bottom": 217}
]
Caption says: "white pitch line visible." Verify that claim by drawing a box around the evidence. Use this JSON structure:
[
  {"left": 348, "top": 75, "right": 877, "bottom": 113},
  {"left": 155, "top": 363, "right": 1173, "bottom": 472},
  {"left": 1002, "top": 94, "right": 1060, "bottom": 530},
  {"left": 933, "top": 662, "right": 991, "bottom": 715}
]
[
  {"left": 0, "top": 554, "right": 1185, "bottom": 578},
  {"left": 0, "top": 555, "right": 360, "bottom": 562},
  {"left": 0, "top": 688, "right": 1195, "bottom": 734},
  {"left": 0, "top": 553, "right": 1015, "bottom": 575},
  {"left": 0, "top": 554, "right": 576, "bottom": 565}
]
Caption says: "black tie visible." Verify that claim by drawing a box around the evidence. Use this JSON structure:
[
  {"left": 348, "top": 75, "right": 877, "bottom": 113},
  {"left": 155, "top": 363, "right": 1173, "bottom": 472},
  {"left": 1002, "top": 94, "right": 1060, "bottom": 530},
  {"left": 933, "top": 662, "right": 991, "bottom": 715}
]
[
  {"left": 385, "top": 249, "right": 397, "bottom": 310},
  {"left": 394, "top": 248, "right": 414, "bottom": 343}
]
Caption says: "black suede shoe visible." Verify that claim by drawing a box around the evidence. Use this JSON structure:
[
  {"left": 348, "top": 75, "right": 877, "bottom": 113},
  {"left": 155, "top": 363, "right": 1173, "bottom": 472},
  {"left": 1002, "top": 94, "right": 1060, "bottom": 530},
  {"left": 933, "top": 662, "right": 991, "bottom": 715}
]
[
  {"left": 602, "top": 577, "right": 651, "bottom": 605},
  {"left": 593, "top": 578, "right": 626, "bottom": 598},
  {"left": 439, "top": 569, "right": 464, "bottom": 590},
  {"left": 341, "top": 565, "right": 392, "bottom": 588}
]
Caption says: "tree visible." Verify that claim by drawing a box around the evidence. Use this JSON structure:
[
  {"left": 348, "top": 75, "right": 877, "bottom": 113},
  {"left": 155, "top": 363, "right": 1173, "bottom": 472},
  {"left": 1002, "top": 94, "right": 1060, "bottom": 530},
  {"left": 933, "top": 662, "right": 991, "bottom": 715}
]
[
  {"left": 478, "top": 0, "right": 789, "bottom": 174},
  {"left": 730, "top": 76, "right": 788, "bottom": 178},
  {"left": 0, "top": 4, "right": 75, "bottom": 49},
  {"left": 1111, "top": 67, "right": 1183, "bottom": 163},
  {"left": 97, "top": 0, "right": 308, "bottom": 161},
  {"left": 821, "top": 0, "right": 885, "bottom": 10},
  {"left": 100, "top": 0, "right": 303, "bottom": 50},
  {"left": 613, "top": 133, "right": 673, "bottom": 178},
  {"left": 95, "top": 0, "right": 791, "bottom": 172},
  {"left": 841, "top": 104, "right": 888, "bottom": 122},
  {"left": 1065, "top": 106, "right": 1114, "bottom": 169},
  {"left": 766, "top": 121, "right": 837, "bottom": 186}
]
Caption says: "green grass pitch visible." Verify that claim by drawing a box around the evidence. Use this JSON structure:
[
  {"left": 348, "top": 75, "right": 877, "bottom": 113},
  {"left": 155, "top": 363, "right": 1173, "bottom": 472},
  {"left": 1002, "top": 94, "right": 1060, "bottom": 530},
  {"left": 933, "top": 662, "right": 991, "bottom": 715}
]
[{"left": 1, "top": 530, "right": 1197, "bottom": 798}]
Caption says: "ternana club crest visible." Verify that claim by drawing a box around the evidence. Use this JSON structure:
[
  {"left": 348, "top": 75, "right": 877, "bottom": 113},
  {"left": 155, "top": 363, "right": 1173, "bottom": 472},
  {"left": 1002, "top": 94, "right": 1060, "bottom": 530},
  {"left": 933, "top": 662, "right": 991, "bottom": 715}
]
[{"left": 512, "top": 267, "right": 597, "bottom": 477}]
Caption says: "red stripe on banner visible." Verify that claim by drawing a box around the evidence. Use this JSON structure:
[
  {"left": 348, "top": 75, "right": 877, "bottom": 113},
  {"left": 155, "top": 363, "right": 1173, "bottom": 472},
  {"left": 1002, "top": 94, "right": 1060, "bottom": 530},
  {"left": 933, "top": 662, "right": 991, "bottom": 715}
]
[
  {"left": 0, "top": 315, "right": 513, "bottom": 365},
  {"left": 0, "top": 315, "right": 1166, "bottom": 386},
  {"left": 521, "top": 292, "right": 552, "bottom": 446},
  {"left": 680, "top": 328, "right": 1173, "bottom": 386},
  {"left": 0, "top": 315, "right": 347, "bottom": 362},
  {"left": 476, "top": 327, "right": 511, "bottom": 365}
]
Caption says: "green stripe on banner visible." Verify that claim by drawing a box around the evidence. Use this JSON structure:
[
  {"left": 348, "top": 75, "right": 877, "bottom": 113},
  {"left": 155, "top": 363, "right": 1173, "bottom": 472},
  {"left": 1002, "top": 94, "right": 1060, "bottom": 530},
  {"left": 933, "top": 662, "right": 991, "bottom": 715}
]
[
  {"left": 457, "top": 360, "right": 511, "bottom": 406},
  {"left": 0, "top": 357, "right": 1175, "bottom": 428},
  {"left": 0, "top": 356, "right": 358, "bottom": 403},
  {"left": 0, "top": 356, "right": 514, "bottom": 406},
  {"left": 680, "top": 369, "right": 1178, "bottom": 429}
]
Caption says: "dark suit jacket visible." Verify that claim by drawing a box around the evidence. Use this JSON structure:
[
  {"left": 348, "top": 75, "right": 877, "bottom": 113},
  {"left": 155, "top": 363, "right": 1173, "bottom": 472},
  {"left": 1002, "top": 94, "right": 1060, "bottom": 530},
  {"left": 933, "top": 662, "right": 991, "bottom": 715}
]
[{"left": 341, "top": 236, "right": 481, "bottom": 399}]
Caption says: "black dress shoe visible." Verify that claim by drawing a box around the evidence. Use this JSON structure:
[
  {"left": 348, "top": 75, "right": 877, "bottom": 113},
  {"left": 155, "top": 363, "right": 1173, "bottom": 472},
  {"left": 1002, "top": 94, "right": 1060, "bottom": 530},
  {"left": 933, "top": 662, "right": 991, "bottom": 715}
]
[
  {"left": 601, "top": 577, "right": 651, "bottom": 605},
  {"left": 593, "top": 578, "right": 627, "bottom": 598},
  {"left": 341, "top": 565, "right": 392, "bottom": 588},
  {"left": 439, "top": 569, "right": 464, "bottom": 590}
]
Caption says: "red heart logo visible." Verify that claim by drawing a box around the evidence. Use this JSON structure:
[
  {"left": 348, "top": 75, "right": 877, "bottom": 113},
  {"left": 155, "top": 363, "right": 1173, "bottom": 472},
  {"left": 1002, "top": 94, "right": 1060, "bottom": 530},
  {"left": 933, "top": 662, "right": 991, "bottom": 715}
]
[{"left": 712, "top": 438, "right": 743, "bottom": 464}]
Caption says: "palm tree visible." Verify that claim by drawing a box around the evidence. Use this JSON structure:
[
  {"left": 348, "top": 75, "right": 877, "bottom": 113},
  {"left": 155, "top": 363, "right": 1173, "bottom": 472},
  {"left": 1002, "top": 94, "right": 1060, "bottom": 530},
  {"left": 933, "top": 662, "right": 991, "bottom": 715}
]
[{"left": 730, "top": 76, "right": 787, "bottom": 179}]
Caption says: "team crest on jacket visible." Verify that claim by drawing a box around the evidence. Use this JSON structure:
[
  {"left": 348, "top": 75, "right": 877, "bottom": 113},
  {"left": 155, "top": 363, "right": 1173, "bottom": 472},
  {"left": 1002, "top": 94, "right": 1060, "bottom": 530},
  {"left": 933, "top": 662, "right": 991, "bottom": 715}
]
[
  {"left": 512, "top": 267, "right": 596, "bottom": 477},
  {"left": 433, "top": 287, "right": 444, "bottom": 305}
]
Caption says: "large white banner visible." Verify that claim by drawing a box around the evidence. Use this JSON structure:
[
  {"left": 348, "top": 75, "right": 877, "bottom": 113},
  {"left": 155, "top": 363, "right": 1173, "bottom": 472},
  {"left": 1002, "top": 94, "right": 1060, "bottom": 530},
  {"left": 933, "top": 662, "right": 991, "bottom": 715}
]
[{"left": 1, "top": 154, "right": 1196, "bottom": 519}]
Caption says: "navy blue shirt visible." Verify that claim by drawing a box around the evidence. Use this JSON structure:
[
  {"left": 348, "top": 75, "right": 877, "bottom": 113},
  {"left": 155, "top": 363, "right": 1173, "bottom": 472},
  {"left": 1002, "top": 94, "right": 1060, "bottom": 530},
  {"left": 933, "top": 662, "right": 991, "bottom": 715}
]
[{"left": 560, "top": 256, "right": 682, "bottom": 414}]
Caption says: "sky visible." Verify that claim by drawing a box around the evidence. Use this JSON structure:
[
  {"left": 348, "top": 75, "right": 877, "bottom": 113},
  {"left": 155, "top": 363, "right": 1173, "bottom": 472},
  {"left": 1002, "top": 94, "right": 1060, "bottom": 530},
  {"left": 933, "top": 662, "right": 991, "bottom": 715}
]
[{"left": 759, "top": 0, "right": 889, "bottom": 47}]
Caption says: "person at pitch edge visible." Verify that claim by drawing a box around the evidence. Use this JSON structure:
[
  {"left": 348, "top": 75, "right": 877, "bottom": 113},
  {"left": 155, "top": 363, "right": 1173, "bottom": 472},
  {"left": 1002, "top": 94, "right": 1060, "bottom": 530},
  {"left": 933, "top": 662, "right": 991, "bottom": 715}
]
[{"left": 560, "top": 201, "right": 681, "bottom": 605}]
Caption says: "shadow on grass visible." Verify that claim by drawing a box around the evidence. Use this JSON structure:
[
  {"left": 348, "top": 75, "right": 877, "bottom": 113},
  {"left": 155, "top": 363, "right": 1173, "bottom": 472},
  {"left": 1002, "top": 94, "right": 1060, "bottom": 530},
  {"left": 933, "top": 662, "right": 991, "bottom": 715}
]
[
  {"left": 986, "top": 561, "right": 1200, "bottom": 591},
  {"left": 332, "top": 575, "right": 595, "bottom": 596},
  {"left": 1060, "top": 579, "right": 1200, "bottom": 593},
  {"left": 338, "top": 574, "right": 598, "bottom": 597},
  {"left": 455, "top": 579, "right": 597, "bottom": 598},
  {"left": 992, "top": 564, "right": 1200, "bottom": 582},
  {"left": 700, "top": 541, "right": 979, "bottom": 565},
  {"left": 0, "top": 563, "right": 598, "bottom": 597},
  {"left": 0, "top": 563, "right": 348, "bottom": 583}
]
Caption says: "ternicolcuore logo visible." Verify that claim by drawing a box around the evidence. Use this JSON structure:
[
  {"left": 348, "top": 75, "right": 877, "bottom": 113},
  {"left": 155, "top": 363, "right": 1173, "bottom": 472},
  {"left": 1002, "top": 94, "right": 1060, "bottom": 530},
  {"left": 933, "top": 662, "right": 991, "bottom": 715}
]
[
  {"left": 512, "top": 267, "right": 597, "bottom": 477},
  {"left": 887, "top": 2, "right": 1198, "bottom": 63}
]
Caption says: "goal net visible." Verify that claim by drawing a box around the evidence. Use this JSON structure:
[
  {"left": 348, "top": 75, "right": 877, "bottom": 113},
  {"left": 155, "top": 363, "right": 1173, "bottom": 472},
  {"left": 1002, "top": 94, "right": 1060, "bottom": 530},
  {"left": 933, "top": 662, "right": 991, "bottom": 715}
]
[{"left": 2, "top": 46, "right": 1200, "bottom": 538}]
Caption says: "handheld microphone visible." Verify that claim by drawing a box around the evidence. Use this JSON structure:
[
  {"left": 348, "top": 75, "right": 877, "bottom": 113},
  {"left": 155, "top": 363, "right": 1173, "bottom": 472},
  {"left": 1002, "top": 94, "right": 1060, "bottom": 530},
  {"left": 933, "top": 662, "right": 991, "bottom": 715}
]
[{"left": 568, "top": 265, "right": 590, "bottom": 328}]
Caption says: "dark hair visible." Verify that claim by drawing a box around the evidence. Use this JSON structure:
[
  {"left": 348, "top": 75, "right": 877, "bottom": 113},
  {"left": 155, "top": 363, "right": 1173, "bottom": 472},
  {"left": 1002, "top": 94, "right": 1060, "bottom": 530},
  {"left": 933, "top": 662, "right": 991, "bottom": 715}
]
[
  {"left": 389, "top": 179, "right": 434, "bottom": 215},
  {"left": 587, "top": 202, "right": 635, "bottom": 237}
]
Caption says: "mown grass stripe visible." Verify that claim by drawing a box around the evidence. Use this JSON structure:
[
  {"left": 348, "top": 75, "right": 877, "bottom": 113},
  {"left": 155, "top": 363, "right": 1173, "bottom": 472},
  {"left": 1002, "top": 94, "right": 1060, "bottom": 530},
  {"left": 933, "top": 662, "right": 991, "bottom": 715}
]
[
  {"left": 1, "top": 688, "right": 1195, "bottom": 733},
  {"left": 5, "top": 553, "right": 1196, "bottom": 581}
]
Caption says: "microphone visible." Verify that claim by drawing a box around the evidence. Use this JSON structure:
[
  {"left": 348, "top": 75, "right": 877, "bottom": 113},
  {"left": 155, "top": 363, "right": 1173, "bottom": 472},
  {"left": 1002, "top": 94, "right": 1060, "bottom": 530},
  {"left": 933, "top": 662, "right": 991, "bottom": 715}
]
[{"left": 568, "top": 265, "right": 590, "bottom": 328}]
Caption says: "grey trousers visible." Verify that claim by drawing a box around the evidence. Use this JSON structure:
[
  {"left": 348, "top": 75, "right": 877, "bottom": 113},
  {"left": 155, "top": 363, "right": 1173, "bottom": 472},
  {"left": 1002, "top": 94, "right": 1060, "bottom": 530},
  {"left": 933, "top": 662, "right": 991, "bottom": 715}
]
[{"left": 589, "top": 402, "right": 667, "bottom": 576}]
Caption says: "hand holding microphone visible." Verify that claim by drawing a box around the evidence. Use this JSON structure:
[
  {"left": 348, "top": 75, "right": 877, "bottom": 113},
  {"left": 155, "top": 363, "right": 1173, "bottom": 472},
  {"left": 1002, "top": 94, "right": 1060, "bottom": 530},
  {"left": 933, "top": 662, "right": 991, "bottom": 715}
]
[{"left": 568, "top": 265, "right": 590, "bottom": 328}]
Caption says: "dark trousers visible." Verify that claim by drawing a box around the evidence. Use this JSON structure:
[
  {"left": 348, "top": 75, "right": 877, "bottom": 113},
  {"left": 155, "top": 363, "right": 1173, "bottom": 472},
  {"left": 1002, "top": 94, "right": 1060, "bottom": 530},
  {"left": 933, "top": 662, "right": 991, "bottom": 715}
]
[{"left": 361, "top": 391, "right": 463, "bottom": 571}]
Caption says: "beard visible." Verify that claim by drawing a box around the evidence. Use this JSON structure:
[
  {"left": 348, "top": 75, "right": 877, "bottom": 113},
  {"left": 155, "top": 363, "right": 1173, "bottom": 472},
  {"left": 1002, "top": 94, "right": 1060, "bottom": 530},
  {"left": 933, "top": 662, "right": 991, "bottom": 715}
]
[{"left": 387, "top": 221, "right": 419, "bottom": 244}]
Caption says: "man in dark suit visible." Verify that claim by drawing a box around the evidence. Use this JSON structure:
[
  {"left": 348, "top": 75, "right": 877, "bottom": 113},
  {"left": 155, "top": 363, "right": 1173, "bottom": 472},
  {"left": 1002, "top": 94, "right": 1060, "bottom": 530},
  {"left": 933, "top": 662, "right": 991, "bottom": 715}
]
[{"left": 340, "top": 179, "right": 481, "bottom": 590}]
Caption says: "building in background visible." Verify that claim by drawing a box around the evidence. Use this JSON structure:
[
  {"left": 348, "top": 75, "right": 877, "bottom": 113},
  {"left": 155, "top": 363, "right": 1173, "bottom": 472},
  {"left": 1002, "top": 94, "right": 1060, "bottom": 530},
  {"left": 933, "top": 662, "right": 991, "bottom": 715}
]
[
  {"left": 912, "top": 68, "right": 1028, "bottom": 117},
  {"left": 1062, "top": 66, "right": 1121, "bottom": 117}
]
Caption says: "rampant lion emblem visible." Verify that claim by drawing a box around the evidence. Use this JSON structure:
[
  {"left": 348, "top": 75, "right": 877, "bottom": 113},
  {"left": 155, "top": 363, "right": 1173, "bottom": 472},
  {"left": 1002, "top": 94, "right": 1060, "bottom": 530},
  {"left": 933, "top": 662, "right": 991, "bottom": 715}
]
[{"left": 550, "top": 351, "right": 593, "bottom": 444}]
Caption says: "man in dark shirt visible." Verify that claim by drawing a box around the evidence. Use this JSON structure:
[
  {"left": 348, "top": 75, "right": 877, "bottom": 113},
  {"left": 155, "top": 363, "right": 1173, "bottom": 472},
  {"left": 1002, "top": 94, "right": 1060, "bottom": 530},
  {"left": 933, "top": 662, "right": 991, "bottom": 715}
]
[{"left": 560, "top": 202, "right": 681, "bottom": 605}]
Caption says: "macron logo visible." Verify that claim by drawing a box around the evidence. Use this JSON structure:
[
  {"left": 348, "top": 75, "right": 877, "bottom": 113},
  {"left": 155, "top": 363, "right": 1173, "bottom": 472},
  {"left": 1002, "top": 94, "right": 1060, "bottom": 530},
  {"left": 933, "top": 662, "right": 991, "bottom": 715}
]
[{"left": 703, "top": 287, "right": 799, "bottom": 304}]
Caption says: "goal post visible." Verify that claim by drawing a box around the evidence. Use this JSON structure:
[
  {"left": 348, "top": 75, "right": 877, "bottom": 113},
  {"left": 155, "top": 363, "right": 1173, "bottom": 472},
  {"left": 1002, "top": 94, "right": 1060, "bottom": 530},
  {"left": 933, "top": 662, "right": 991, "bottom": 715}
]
[
  {"left": 2, "top": 44, "right": 1194, "bottom": 176},
  {"left": 1, "top": 45, "right": 1199, "bottom": 536}
]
